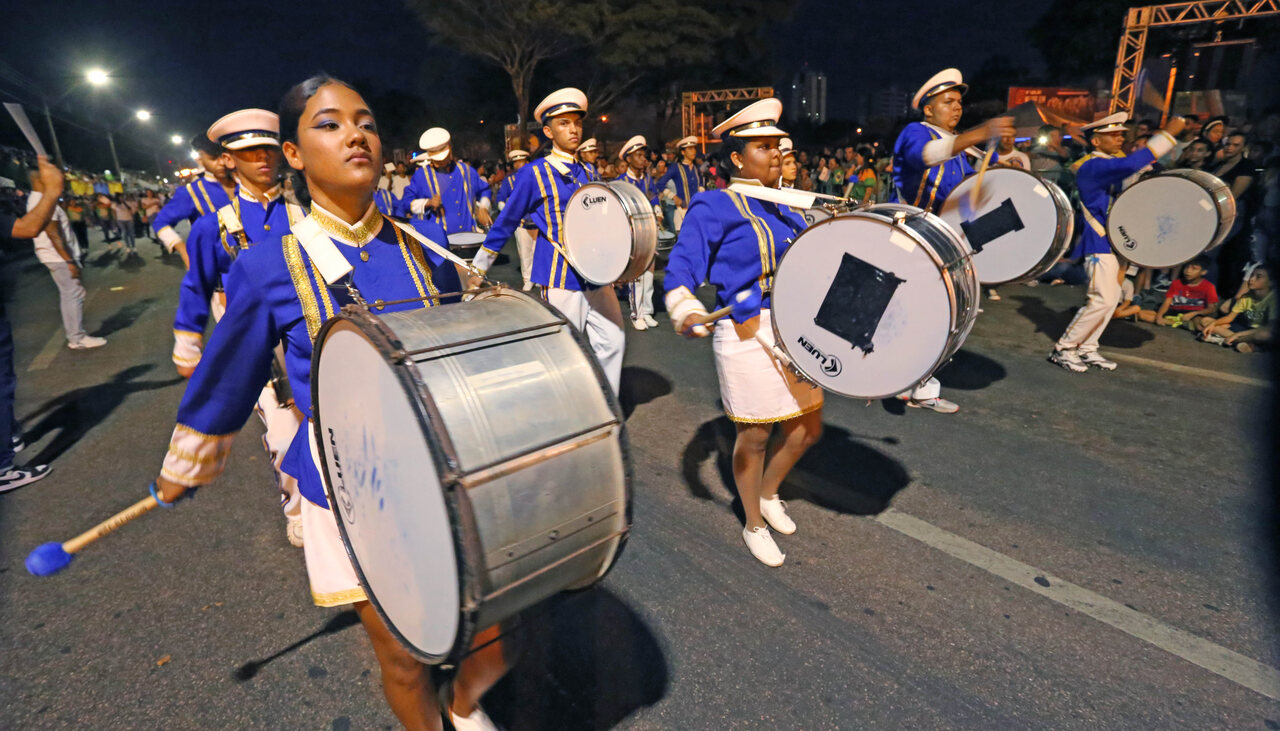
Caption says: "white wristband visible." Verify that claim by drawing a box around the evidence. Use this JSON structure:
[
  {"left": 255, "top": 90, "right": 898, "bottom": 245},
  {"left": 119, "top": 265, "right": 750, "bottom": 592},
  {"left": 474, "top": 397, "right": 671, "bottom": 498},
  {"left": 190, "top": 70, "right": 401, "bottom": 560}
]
[{"left": 471, "top": 246, "right": 497, "bottom": 273}]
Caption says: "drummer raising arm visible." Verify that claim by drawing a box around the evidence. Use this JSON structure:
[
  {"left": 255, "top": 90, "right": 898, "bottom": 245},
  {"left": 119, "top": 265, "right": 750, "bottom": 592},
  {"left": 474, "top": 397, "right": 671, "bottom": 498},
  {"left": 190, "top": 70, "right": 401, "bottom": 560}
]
[
  {"left": 664, "top": 99, "right": 822, "bottom": 567},
  {"left": 890, "top": 67, "right": 1013, "bottom": 413},
  {"left": 1049, "top": 112, "right": 1184, "bottom": 373},
  {"left": 398, "top": 127, "right": 493, "bottom": 235}
]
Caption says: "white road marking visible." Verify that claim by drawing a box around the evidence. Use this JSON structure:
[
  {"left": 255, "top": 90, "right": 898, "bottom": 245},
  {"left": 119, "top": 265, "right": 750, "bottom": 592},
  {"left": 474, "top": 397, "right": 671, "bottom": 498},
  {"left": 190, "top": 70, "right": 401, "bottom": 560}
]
[
  {"left": 1107, "top": 352, "right": 1268, "bottom": 388},
  {"left": 26, "top": 326, "right": 66, "bottom": 372},
  {"left": 26, "top": 289, "right": 101, "bottom": 372},
  {"left": 874, "top": 507, "right": 1280, "bottom": 701}
]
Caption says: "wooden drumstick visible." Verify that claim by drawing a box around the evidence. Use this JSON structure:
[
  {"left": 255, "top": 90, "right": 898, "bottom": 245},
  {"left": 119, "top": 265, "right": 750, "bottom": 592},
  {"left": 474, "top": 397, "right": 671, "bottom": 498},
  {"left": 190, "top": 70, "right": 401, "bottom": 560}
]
[
  {"left": 687, "top": 304, "right": 734, "bottom": 326},
  {"left": 26, "top": 494, "right": 162, "bottom": 576},
  {"left": 969, "top": 136, "right": 999, "bottom": 209}
]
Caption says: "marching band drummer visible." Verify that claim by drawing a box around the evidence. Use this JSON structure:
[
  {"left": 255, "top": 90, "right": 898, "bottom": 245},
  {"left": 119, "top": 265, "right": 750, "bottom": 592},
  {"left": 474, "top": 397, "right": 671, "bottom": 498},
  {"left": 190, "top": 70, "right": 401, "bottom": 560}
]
[
  {"left": 577, "top": 137, "right": 601, "bottom": 179},
  {"left": 471, "top": 88, "right": 627, "bottom": 395},
  {"left": 397, "top": 127, "right": 493, "bottom": 238},
  {"left": 151, "top": 76, "right": 510, "bottom": 731},
  {"left": 152, "top": 132, "right": 236, "bottom": 268},
  {"left": 658, "top": 135, "right": 703, "bottom": 230},
  {"left": 663, "top": 99, "right": 822, "bottom": 567},
  {"left": 1049, "top": 112, "right": 1185, "bottom": 373},
  {"left": 374, "top": 162, "right": 397, "bottom": 215},
  {"left": 619, "top": 135, "right": 663, "bottom": 331},
  {"left": 171, "top": 109, "right": 305, "bottom": 547},
  {"left": 779, "top": 137, "right": 798, "bottom": 188},
  {"left": 890, "top": 68, "right": 1013, "bottom": 414},
  {"left": 494, "top": 147, "right": 538, "bottom": 290}
]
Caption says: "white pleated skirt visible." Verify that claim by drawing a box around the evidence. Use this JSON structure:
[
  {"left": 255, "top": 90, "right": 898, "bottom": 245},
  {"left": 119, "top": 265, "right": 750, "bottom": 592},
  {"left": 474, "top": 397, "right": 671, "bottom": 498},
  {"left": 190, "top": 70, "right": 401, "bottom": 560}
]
[{"left": 713, "top": 309, "right": 824, "bottom": 424}]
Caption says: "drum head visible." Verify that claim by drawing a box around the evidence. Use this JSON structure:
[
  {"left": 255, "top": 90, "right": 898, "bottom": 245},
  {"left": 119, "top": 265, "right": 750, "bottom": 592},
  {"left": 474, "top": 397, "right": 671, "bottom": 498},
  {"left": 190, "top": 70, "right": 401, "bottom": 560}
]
[
  {"left": 563, "top": 183, "right": 635, "bottom": 284},
  {"left": 941, "top": 168, "right": 1066, "bottom": 285},
  {"left": 447, "top": 232, "right": 487, "bottom": 248},
  {"left": 772, "top": 215, "right": 956, "bottom": 398},
  {"left": 1108, "top": 175, "right": 1223, "bottom": 268},
  {"left": 314, "top": 319, "right": 460, "bottom": 661}
]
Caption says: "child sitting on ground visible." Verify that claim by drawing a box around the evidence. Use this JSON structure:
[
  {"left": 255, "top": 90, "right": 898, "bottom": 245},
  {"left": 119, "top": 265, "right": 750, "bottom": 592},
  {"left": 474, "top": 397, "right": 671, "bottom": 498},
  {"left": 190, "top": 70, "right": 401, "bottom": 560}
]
[
  {"left": 1199, "top": 264, "right": 1275, "bottom": 352},
  {"left": 1140, "top": 256, "right": 1218, "bottom": 330}
]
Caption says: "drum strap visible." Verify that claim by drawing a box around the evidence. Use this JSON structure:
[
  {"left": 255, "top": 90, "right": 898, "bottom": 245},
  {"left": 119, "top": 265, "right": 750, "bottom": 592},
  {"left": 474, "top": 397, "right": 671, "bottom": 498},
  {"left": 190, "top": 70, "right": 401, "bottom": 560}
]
[
  {"left": 1079, "top": 202, "right": 1107, "bottom": 238},
  {"left": 390, "top": 219, "right": 482, "bottom": 277}
]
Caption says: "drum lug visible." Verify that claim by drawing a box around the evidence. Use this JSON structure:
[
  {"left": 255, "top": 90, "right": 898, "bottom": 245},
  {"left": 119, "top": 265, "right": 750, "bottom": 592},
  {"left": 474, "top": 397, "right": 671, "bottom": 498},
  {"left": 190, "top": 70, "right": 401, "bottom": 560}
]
[{"left": 391, "top": 349, "right": 409, "bottom": 364}]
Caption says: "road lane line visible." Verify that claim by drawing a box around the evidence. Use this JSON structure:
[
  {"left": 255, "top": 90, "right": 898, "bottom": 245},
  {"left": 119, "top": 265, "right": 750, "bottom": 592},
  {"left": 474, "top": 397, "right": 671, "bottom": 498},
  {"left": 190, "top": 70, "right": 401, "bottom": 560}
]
[
  {"left": 873, "top": 507, "right": 1280, "bottom": 701},
  {"left": 1106, "top": 352, "right": 1269, "bottom": 388},
  {"left": 26, "top": 289, "right": 102, "bottom": 372}
]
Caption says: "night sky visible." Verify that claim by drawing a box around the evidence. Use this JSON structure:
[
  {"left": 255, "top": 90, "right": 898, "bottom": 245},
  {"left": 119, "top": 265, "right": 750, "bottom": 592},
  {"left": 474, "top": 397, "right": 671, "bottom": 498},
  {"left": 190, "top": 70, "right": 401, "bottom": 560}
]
[{"left": 2, "top": 0, "right": 1053, "bottom": 173}]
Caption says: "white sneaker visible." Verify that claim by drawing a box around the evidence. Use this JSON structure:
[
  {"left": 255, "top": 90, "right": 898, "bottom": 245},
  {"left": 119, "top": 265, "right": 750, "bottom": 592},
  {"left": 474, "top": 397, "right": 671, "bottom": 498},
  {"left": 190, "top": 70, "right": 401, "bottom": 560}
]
[
  {"left": 643, "top": 314, "right": 659, "bottom": 328},
  {"left": 1048, "top": 349, "right": 1088, "bottom": 373},
  {"left": 449, "top": 703, "right": 498, "bottom": 731},
  {"left": 631, "top": 318, "right": 649, "bottom": 331},
  {"left": 742, "top": 526, "right": 785, "bottom": 567},
  {"left": 759, "top": 495, "right": 795, "bottom": 534},
  {"left": 286, "top": 515, "right": 304, "bottom": 547},
  {"left": 521, "top": 281, "right": 534, "bottom": 291},
  {"left": 0, "top": 464, "right": 51, "bottom": 493},
  {"left": 1079, "top": 351, "right": 1117, "bottom": 371},
  {"left": 68, "top": 335, "right": 107, "bottom": 350}
]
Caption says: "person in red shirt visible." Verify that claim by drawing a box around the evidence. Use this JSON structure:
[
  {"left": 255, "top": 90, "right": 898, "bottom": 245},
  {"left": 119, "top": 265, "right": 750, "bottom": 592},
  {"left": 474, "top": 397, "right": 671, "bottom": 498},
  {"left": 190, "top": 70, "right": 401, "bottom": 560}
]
[{"left": 1139, "top": 256, "right": 1219, "bottom": 329}]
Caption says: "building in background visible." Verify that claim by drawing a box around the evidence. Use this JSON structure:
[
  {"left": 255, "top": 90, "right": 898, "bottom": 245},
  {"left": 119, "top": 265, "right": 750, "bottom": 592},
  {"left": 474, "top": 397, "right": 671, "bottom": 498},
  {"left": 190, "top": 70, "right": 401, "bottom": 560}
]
[
  {"left": 871, "top": 85, "right": 910, "bottom": 120},
  {"left": 789, "top": 66, "right": 828, "bottom": 125}
]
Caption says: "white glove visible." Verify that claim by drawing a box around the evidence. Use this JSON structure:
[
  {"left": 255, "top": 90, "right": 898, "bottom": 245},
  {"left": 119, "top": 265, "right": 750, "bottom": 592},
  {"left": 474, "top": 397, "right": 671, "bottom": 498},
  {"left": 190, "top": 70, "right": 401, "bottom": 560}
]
[
  {"left": 471, "top": 246, "right": 497, "bottom": 274},
  {"left": 411, "top": 199, "right": 428, "bottom": 216}
]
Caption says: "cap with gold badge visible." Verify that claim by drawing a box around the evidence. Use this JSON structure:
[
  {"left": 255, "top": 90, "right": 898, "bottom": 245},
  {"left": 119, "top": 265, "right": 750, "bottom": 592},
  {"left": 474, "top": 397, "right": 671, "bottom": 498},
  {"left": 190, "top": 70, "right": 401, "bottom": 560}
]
[
  {"left": 207, "top": 109, "right": 280, "bottom": 150},
  {"left": 711, "top": 99, "right": 786, "bottom": 139},
  {"left": 619, "top": 135, "right": 648, "bottom": 160},
  {"left": 911, "top": 68, "right": 968, "bottom": 111},
  {"left": 534, "top": 88, "right": 588, "bottom": 124}
]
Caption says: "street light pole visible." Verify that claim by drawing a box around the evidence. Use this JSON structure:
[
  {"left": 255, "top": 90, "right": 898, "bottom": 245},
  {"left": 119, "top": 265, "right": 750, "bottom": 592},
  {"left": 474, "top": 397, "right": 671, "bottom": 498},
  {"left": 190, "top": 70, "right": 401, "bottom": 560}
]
[
  {"left": 106, "top": 131, "right": 123, "bottom": 183},
  {"left": 42, "top": 99, "right": 64, "bottom": 168}
]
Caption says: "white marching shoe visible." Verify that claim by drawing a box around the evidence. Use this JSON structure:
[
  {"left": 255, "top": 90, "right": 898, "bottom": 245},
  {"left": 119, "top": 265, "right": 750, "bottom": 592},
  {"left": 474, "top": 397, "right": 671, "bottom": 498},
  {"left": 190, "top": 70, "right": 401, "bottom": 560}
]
[
  {"left": 742, "top": 526, "right": 785, "bottom": 567},
  {"left": 450, "top": 703, "right": 498, "bottom": 731},
  {"left": 286, "top": 514, "right": 304, "bottom": 548},
  {"left": 642, "top": 314, "right": 659, "bottom": 328},
  {"left": 759, "top": 495, "right": 796, "bottom": 534}
]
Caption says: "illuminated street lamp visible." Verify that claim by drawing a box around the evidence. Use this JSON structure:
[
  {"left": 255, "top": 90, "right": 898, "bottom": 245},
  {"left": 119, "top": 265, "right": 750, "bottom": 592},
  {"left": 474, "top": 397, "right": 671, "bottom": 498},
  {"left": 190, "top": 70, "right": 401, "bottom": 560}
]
[
  {"left": 85, "top": 68, "right": 109, "bottom": 86},
  {"left": 135, "top": 109, "right": 151, "bottom": 121},
  {"left": 170, "top": 134, "right": 184, "bottom": 145}
]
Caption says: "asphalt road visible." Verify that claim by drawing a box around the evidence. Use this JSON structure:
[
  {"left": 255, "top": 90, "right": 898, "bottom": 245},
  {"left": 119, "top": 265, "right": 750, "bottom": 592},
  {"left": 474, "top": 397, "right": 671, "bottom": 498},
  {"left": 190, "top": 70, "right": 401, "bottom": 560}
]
[{"left": 1, "top": 224, "right": 1277, "bottom": 729}]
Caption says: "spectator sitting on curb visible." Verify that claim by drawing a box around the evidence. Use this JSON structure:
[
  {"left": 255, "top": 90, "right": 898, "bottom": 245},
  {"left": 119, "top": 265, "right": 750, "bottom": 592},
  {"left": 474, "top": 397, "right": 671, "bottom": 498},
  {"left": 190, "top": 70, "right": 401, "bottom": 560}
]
[
  {"left": 1142, "top": 256, "right": 1218, "bottom": 329},
  {"left": 1199, "top": 264, "right": 1275, "bottom": 351}
]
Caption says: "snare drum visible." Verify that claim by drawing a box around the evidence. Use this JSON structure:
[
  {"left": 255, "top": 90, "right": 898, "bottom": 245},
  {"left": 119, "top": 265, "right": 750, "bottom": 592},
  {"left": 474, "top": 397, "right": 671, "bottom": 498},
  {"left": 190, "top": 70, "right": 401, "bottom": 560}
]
[
  {"left": 563, "top": 180, "right": 657, "bottom": 284},
  {"left": 1107, "top": 169, "right": 1236, "bottom": 268},
  {"left": 656, "top": 230, "right": 677, "bottom": 258},
  {"left": 446, "top": 232, "right": 488, "bottom": 259},
  {"left": 312, "top": 288, "right": 631, "bottom": 664},
  {"left": 939, "top": 167, "right": 1074, "bottom": 284},
  {"left": 771, "top": 203, "right": 979, "bottom": 399}
]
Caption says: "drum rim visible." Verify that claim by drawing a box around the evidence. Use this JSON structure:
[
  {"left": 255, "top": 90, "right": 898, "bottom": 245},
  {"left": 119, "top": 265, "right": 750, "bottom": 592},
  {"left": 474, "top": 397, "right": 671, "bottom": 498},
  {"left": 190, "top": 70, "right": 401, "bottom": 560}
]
[
  {"left": 770, "top": 206, "right": 972, "bottom": 399},
  {"left": 312, "top": 305, "right": 482, "bottom": 666}
]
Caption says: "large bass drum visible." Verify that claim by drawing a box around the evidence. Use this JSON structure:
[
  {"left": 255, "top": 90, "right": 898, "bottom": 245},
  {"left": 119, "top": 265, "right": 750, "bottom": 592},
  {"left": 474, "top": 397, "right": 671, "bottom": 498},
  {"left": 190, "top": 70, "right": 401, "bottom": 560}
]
[
  {"left": 562, "top": 180, "right": 657, "bottom": 284},
  {"left": 1107, "top": 168, "right": 1236, "bottom": 268},
  {"left": 770, "top": 204, "right": 979, "bottom": 399},
  {"left": 939, "top": 167, "right": 1074, "bottom": 284},
  {"left": 312, "top": 288, "right": 631, "bottom": 665}
]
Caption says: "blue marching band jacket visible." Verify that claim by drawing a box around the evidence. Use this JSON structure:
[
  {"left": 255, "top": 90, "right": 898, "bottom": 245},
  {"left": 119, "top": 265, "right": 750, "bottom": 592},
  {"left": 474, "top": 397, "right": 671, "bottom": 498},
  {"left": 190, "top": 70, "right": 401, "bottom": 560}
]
[
  {"left": 395, "top": 160, "right": 491, "bottom": 236},
  {"left": 160, "top": 203, "right": 462, "bottom": 508},
  {"left": 658, "top": 161, "right": 700, "bottom": 205},
  {"left": 890, "top": 121, "right": 997, "bottom": 214},
  {"left": 1069, "top": 145, "right": 1162, "bottom": 257},
  {"left": 663, "top": 182, "right": 808, "bottom": 324},
  {"left": 152, "top": 175, "right": 233, "bottom": 247},
  {"left": 480, "top": 149, "right": 597, "bottom": 291}
]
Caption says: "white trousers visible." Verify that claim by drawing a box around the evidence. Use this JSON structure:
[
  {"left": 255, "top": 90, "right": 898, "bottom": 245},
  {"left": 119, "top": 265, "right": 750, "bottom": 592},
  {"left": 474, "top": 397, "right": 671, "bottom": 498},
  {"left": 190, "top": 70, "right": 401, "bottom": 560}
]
[
  {"left": 255, "top": 383, "right": 303, "bottom": 518},
  {"left": 628, "top": 270, "right": 655, "bottom": 320},
  {"left": 1056, "top": 253, "right": 1121, "bottom": 354},
  {"left": 903, "top": 376, "right": 941, "bottom": 401},
  {"left": 545, "top": 287, "right": 625, "bottom": 395},
  {"left": 515, "top": 227, "right": 536, "bottom": 287}
]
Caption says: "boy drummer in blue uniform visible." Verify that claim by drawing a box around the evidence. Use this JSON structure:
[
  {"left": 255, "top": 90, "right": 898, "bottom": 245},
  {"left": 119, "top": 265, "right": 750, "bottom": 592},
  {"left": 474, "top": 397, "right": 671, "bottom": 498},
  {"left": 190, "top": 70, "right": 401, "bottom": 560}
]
[
  {"left": 171, "top": 108, "right": 306, "bottom": 547},
  {"left": 1049, "top": 111, "right": 1185, "bottom": 373},
  {"left": 619, "top": 135, "right": 663, "bottom": 330},
  {"left": 153, "top": 132, "right": 236, "bottom": 267},
  {"left": 397, "top": 127, "right": 492, "bottom": 238},
  {"left": 472, "top": 88, "right": 627, "bottom": 395},
  {"left": 659, "top": 135, "right": 702, "bottom": 231},
  {"left": 890, "top": 68, "right": 1012, "bottom": 414}
]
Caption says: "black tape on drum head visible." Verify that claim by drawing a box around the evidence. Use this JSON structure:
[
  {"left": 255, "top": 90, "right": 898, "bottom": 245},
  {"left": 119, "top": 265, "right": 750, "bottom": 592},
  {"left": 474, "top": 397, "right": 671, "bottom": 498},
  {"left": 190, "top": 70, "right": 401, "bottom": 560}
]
[
  {"left": 813, "top": 252, "right": 905, "bottom": 355},
  {"left": 959, "top": 197, "right": 1024, "bottom": 253}
]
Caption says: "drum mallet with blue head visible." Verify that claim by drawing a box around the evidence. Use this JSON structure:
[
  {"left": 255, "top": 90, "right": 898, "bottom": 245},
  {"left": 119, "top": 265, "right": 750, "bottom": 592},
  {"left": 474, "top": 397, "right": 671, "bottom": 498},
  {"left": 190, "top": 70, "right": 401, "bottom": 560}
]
[{"left": 26, "top": 483, "right": 194, "bottom": 576}]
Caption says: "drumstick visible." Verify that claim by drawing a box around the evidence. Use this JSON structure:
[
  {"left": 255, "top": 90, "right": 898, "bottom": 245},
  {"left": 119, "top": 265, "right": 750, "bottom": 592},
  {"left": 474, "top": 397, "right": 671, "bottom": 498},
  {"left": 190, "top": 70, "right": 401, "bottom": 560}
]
[
  {"left": 26, "top": 494, "right": 162, "bottom": 576},
  {"left": 687, "top": 304, "right": 734, "bottom": 326},
  {"left": 969, "top": 138, "right": 998, "bottom": 209}
]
